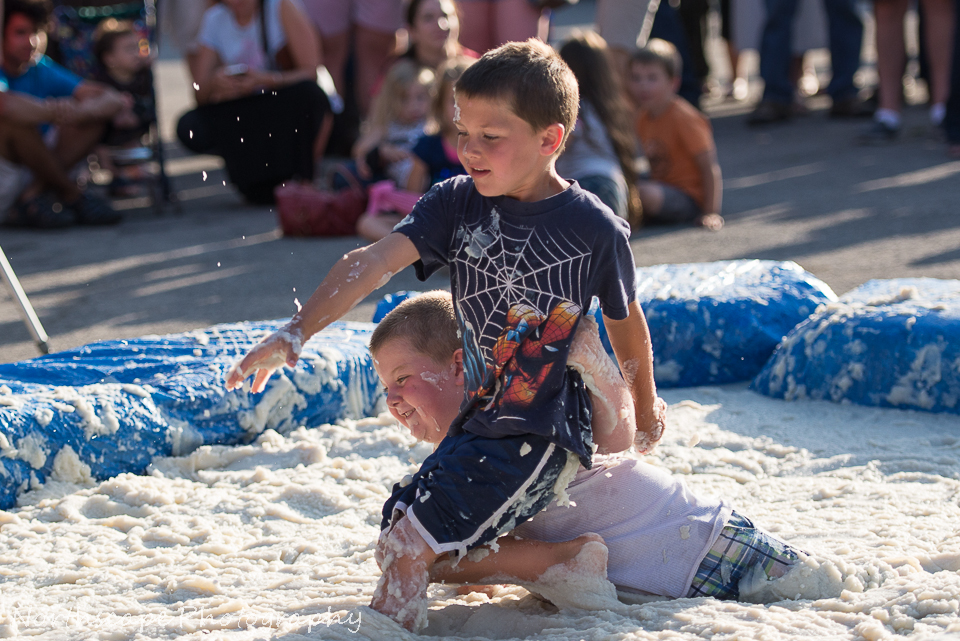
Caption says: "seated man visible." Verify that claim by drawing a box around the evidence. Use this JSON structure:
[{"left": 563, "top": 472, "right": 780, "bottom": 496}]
[
  {"left": 0, "top": 0, "right": 126, "bottom": 227},
  {"left": 370, "top": 291, "right": 805, "bottom": 604}
]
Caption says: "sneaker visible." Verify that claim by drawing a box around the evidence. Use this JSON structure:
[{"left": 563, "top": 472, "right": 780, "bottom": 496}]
[
  {"left": 4, "top": 193, "right": 75, "bottom": 229},
  {"left": 857, "top": 120, "right": 900, "bottom": 145},
  {"left": 68, "top": 192, "right": 122, "bottom": 225},
  {"left": 747, "top": 100, "right": 793, "bottom": 126},
  {"left": 829, "top": 95, "right": 875, "bottom": 118}
]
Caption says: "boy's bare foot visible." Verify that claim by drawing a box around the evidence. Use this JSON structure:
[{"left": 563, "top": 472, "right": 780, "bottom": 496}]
[
  {"left": 523, "top": 533, "right": 620, "bottom": 610},
  {"left": 696, "top": 213, "right": 724, "bottom": 231}
]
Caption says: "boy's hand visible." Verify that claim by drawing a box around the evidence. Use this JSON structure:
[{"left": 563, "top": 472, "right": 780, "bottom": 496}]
[
  {"left": 634, "top": 396, "right": 667, "bottom": 454},
  {"left": 224, "top": 326, "right": 303, "bottom": 393}
]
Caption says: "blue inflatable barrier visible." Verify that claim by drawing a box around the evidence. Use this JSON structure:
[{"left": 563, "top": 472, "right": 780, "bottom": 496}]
[
  {"left": 752, "top": 278, "right": 960, "bottom": 414},
  {"left": 0, "top": 321, "right": 382, "bottom": 509},
  {"left": 371, "top": 260, "right": 836, "bottom": 388},
  {"left": 638, "top": 260, "right": 836, "bottom": 387}
]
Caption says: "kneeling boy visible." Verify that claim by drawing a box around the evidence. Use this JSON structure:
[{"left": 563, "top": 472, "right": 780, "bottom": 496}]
[{"left": 372, "top": 291, "right": 805, "bottom": 604}]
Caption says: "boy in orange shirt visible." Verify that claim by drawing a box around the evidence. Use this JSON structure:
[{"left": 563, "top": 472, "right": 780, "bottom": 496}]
[{"left": 627, "top": 39, "right": 723, "bottom": 231}]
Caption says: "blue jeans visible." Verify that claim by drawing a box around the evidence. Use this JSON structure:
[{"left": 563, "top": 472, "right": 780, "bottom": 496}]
[
  {"left": 759, "top": 0, "right": 864, "bottom": 104},
  {"left": 650, "top": 1, "right": 703, "bottom": 108}
]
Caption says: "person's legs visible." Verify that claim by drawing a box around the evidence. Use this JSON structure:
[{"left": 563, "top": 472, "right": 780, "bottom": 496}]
[
  {"left": 576, "top": 174, "right": 628, "bottom": 220},
  {"left": 431, "top": 534, "right": 602, "bottom": 586},
  {"left": 354, "top": 26, "right": 398, "bottom": 116},
  {"left": 637, "top": 180, "right": 666, "bottom": 218},
  {"left": 457, "top": 0, "right": 494, "bottom": 53},
  {"left": 757, "top": 0, "right": 800, "bottom": 105},
  {"left": 371, "top": 516, "right": 440, "bottom": 631},
  {"left": 54, "top": 121, "right": 107, "bottom": 170},
  {"left": 493, "top": 0, "right": 543, "bottom": 49},
  {"left": 650, "top": 2, "right": 703, "bottom": 107},
  {"left": 0, "top": 123, "right": 80, "bottom": 203},
  {"left": 432, "top": 532, "right": 616, "bottom": 609},
  {"left": 319, "top": 31, "right": 351, "bottom": 98},
  {"left": 944, "top": 0, "right": 960, "bottom": 151},
  {"left": 354, "top": 0, "right": 402, "bottom": 115},
  {"left": 302, "top": 0, "right": 352, "bottom": 95},
  {"left": 919, "top": 0, "right": 955, "bottom": 114},
  {"left": 823, "top": 0, "right": 864, "bottom": 102},
  {"left": 874, "top": 0, "right": 908, "bottom": 115},
  {"left": 176, "top": 108, "right": 217, "bottom": 155}
]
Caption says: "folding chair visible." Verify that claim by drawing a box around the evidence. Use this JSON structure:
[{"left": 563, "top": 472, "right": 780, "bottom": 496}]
[
  {"left": 0, "top": 246, "right": 49, "bottom": 355},
  {"left": 49, "top": 0, "right": 176, "bottom": 215}
]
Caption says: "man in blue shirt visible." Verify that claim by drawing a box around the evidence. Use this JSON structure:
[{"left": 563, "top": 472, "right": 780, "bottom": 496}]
[{"left": 0, "top": 0, "right": 127, "bottom": 227}]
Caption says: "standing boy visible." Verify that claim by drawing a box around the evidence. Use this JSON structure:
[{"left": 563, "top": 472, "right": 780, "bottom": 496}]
[
  {"left": 626, "top": 39, "right": 724, "bottom": 232},
  {"left": 226, "top": 39, "right": 664, "bottom": 632}
]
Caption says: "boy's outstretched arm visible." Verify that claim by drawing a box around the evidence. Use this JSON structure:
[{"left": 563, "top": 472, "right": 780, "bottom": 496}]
[
  {"left": 603, "top": 301, "right": 666, "bottom": 453},
  {"left": 225, "top": 232, "right": 420, "bottom": 392}
]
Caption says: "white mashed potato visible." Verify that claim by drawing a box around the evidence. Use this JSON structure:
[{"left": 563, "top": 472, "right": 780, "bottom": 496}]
[{"left": 1, "top": 385, "right": 959, "bottom": 640}]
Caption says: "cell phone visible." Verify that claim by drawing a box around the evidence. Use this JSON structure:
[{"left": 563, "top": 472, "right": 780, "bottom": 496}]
[{"left": 223, "top": 64, "right": 249, "bottom": 76}]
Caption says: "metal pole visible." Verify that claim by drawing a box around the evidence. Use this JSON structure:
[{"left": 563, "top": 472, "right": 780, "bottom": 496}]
[{"left": 0, "top": 246, "right": 50, "bottom": 355}]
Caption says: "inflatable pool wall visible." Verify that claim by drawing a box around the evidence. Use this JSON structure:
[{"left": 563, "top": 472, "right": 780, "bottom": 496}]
[
  {"left": 0, "top": 321, "right": 382, "bottom": 509},
  {"left": 373, "top": 261, "right": 837, "bottom": 388},
  {"left": 752, "top": 278, "right": 960, "bottom": 415}
]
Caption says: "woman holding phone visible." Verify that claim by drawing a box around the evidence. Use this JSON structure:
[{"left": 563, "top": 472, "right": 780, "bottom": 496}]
[{"left": 176, "top": 0, "right": 335, "bottom": 204}]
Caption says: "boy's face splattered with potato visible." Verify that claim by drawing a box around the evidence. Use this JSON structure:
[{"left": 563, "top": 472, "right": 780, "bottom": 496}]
[{"left": 373, "top": 337, "right": 464, "bottom": 444}]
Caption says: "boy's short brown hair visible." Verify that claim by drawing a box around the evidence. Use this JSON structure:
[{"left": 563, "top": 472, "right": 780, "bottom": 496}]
[
  {"left": 632, "top": 38, "right": 683, "bottom": 80},
  {"left": 369, "top": 291, "right": 460, "bottom": 365},
  {"left": 455, "top": 38, "right": 579, "bottom": 150}
]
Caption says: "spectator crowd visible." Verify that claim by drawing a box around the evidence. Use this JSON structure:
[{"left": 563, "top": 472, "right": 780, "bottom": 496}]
[{"left": 0, "top": 0, "right": 956, "bottom": 231}]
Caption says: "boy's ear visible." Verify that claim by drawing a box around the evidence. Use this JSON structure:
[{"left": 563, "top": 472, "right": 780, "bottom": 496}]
[
  {"left": 540, "top": 123, "right": 566, "bottom": 157},
  {"left": 452, "top": 349, "right": 465, "bottom": 386},
  {"left": 671, "top": 75, "right": 682, "bottom": 94}
]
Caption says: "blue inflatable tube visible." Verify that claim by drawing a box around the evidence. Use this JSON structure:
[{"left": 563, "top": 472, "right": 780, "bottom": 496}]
[
  {"left": 373, "top": 260, "right": 836, "bottom": 388},
  {"left": 0, "top": 321, "right": 381, "bottom": 509},
  {"left": 752, "top": 278, "right": 960, "bottom": 414}
]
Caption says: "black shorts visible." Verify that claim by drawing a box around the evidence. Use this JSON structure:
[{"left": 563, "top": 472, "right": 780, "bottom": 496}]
[{"left": 381, "top": 431, "right": 577, "bottom": 556}]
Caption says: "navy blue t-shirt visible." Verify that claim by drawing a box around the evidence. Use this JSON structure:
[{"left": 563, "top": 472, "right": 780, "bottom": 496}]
[
  {"left": 411, "top": 134, "right": 466, "bottom": 186},
  {"left": 394, "top": 176, "right": 637, "bottom": 465}
]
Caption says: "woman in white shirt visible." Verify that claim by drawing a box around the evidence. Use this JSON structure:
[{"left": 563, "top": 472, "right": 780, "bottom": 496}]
[{"left": 176, "top": 0, "right": 333, "bottom": 204}]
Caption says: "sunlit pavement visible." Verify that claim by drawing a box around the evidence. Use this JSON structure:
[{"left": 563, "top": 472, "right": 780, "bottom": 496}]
[{"left": 1, "top": 2, "right": 958, "bottom": 363}]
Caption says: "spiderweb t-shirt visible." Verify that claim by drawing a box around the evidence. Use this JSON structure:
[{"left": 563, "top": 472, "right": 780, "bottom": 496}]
[{"left": 394, "top": 177, "right": 636, "bottom": 465}]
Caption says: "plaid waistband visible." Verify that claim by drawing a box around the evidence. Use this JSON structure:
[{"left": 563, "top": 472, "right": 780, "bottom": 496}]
[{"left": 687, "top": 511, "right": 801, "bottom": 600}]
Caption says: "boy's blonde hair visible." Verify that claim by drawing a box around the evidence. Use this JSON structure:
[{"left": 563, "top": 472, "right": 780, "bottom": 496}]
[
  {"left": 367, "top": 59, "right": 436, "bottom": 130},
  {"left": 632, "top": 38, "right": 683, "bottom": 80},
  {"left": 369, "top": 291, "right": 460, "bottom": 365},
  {"left": 455, "top": 39, "right": 579, "bottom": 152},
  {"left": 427, "top": 56, "right": 474, "bottom": 135}
]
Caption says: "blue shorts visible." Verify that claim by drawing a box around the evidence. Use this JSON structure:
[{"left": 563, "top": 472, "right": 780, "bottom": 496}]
[{"left": 381, "top": 431, "right": 576, "bottom": 556}]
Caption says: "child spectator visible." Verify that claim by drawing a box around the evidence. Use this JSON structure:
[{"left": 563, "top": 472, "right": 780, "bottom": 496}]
[
  {"left": 371, "top": 290, "right": 805, "bottom": 603},
  {"left": 92, "top": 19, "right": 155, "bottom": 195},
  {"left": 557, "top": 31, "right": 641, "bottom": 227},
  {"left": 351, "top": 59, "right": 433, "bottom": 187},
  {"left": 627, "top": 39, "right": 724, "bottom": 231},
  {"left": 356, "top": 56, "right": 471, "bottom": 243},
  {"left": 226, "top": 40, "right": 663, "bottom": 631},
  {"left": 407, "top": 56, "right": 472, "bottom": 191}
]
